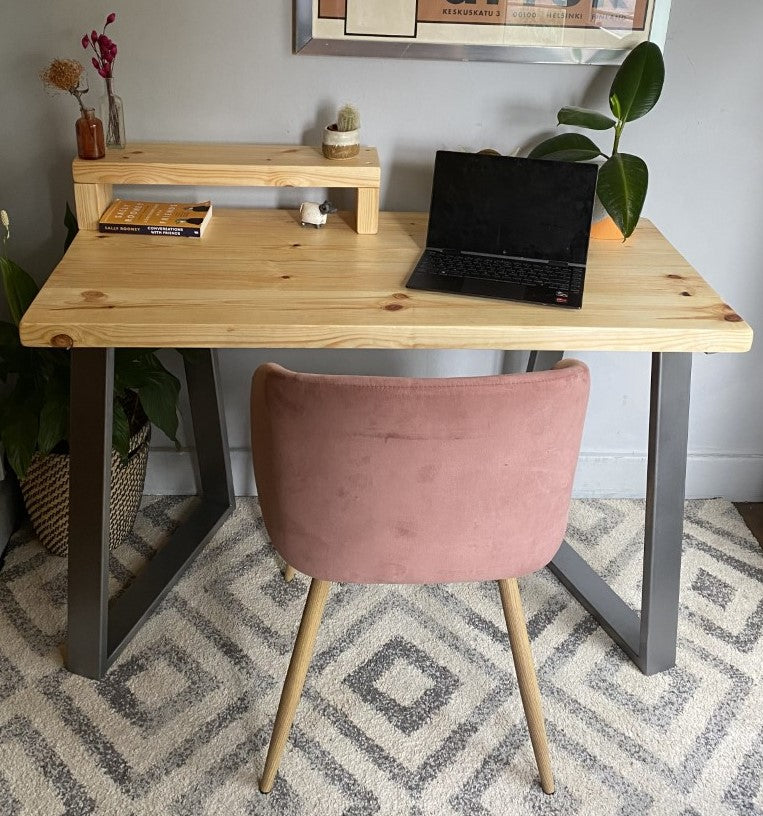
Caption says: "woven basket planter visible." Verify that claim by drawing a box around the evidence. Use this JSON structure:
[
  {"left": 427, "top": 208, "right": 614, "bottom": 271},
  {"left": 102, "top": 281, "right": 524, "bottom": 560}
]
[{"left": 20, "top": 422, "right": 151, "bottom": 557}]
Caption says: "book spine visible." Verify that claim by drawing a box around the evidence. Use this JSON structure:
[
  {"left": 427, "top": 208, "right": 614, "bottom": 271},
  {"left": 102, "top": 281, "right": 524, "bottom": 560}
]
[{"left": 99, "top": 224, "right": 201, "bottom": 237}]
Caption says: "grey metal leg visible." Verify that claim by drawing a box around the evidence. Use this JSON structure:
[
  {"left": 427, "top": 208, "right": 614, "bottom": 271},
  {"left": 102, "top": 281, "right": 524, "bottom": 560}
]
[
  {"left": 640, "top": 352, "right": 692, "bottom": 672},
  {"left": 183, "top": 350, "right": 235, "bottom": 508},
  {"left": 66, "top": 348, "right": 234, "bottom": 679},
  {"left": 67, "top": 348, "right": 114, "bottom": 678},
  {"left": 521, "top": 350, "right": 693, "bottom": 675},
  {"left": 526, "top": 350, "right": 564, "bottom": 372}
]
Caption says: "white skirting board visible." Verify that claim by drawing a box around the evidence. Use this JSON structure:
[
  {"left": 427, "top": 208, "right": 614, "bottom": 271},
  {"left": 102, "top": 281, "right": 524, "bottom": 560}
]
[{"left": 143, "top": 448, "right": 763, "bottom": 501}]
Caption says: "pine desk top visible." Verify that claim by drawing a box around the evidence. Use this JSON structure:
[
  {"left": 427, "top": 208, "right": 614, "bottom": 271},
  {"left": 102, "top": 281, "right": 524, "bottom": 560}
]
[{"left": 19, "top": 210, "right": 753, "bottom": 352}]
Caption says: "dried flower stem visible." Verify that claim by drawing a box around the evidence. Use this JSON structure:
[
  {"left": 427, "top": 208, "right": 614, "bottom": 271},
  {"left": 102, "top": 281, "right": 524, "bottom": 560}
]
[{"left": 40, "top": 59, "right": 89, "bottom": 116}]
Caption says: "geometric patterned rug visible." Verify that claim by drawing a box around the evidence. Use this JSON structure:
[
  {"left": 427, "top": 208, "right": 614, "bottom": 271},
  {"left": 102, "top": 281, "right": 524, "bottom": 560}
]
[{"left": 0, "top": 497, "right": 761, "bottom": 815}]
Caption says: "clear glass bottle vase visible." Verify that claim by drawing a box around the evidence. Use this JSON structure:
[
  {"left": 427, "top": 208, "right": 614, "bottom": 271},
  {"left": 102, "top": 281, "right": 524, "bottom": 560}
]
[{"left": 99, "top": 77, "right": 126, "bottom": 149}]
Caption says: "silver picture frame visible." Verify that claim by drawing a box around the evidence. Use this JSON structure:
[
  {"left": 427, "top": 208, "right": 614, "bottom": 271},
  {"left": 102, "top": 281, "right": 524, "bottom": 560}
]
[{"left": 295, "top": 0, "right": 672, "bottom": 65}]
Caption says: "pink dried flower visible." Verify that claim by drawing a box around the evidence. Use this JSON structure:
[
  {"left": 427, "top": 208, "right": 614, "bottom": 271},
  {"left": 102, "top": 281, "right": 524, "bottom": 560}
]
[{"left": 82, "top": 12, "right": 120, "bottom": 80}]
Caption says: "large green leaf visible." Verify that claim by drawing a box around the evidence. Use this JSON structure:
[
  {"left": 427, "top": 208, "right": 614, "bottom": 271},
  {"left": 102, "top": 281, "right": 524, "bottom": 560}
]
[
  {"left": 118, "top": 352, "right": 180, "bottom": 442},
  {"left": 0, "top": 321, "right": 19, "bottom": 379},
  {"left": 114, "top": 350, "right": 181, "bottom": 443},
  {"left": 0, "top": 321, "right": 18, "bottom": 347},
  {"left": 557, "top": 106, "right": 616, "bottom": 131},
  {"left": 597, "top": 153, "right": 649, "bottom": 240},
  {"left": 133, "top": 372, "right": 180, "bottom": 442},
  {"left": 610, "top": 41, "right": 665, "bottom": 123},
  {"left": 528, "top": 133, "right": 604, "bottom": 162},
  {"left": 37, "top": 371, "right": 70, "bottom": 454},
  {"left": 114, "top": 349, "right": 163, "bottom": 391},
  {"left": 0, "top": 257, "right": 38, "bottom": 326},
  {"left": 0, "top": 396, "right": 40, "bottom": 479}
]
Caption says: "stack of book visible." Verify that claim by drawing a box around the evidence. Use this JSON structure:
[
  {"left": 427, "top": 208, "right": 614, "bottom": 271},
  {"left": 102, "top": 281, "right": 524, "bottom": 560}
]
[{"left": 99, "top": 199, "right": 213, "bottom": 237}]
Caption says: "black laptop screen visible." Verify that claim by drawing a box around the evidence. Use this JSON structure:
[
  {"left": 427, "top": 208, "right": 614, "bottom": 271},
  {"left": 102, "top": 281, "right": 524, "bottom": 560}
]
[{"left": 425, "top": 151, "right": 598, "bottom": 266}]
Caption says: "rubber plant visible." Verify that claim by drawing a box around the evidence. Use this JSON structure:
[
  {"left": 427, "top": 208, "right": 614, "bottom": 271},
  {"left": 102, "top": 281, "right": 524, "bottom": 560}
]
[
  {"left": 0, "top": 206, "right": 182, "bottom": 480},
  {"left": 528, "top": 41, "right": 665, "bottom": 240}
]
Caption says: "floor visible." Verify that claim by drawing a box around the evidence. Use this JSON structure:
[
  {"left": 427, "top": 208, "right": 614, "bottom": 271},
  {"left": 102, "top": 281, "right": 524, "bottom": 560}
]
[
  {"left": 734, "top": 502, "right": 763, "bottom": 548},
  {"left": 4, "top": 496, "right": 762, "bottom": 815}
]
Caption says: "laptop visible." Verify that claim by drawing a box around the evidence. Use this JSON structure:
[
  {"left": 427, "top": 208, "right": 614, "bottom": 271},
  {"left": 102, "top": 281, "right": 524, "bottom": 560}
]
[{"left": 405, "top": 151, "right": 598, "bottom": 308}]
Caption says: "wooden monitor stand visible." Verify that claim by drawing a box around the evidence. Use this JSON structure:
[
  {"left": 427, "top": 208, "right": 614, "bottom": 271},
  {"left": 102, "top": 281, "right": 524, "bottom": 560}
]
[{"left": 72, "top": 142, "right": 381, "bottom": 234}]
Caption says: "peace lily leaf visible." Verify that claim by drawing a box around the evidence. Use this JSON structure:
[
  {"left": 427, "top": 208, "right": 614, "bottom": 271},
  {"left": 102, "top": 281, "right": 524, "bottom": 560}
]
[
  {"left": 557, "top": 106, "right": 616, "bottom": 131},
  {"left": 130, "top": 354, "right": 181, "bottom": 443},
  {"left": 0, "top": 398, "right": 39, "bottom": 480},
  {"left": 597, "top": 153, "right": 648, "bottom": 240},
  {"left": 610, "top": 41, "right": 665, "bottom": 123},
  {"left": 0, "top": 321, "right": 19, "bottom": 347},
  {"left": 37, "top": 373, "right": 70, "bottom": 455},
  {"left": 0, "top": 320, "right": 22, "bottom": 374},
  {"left": 0, "top": 257, "right": 38, "bottom": 326},
  {"left": 528, "top": 133, "right": 603, "bottom": 163}
]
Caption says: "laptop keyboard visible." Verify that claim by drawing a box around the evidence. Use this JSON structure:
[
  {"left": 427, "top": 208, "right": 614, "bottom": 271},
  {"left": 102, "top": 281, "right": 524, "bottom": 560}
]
[{"left": 418, "top": 251, "right": 583, "bottom": 295}]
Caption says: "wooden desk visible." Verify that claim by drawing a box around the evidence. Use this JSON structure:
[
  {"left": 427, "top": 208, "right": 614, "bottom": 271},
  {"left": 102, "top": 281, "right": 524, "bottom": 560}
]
[
  {"left": 22, "top": 210, "right": 749, "bottom": 352},
  {"left": 20, "top": 210, "right": 753, "bottom": 679}
]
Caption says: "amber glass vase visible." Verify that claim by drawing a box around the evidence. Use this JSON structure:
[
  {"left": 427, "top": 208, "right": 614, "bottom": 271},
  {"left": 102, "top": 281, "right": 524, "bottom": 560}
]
[{"left": 75, "top": 108, "right": 105, "bottom": 160}]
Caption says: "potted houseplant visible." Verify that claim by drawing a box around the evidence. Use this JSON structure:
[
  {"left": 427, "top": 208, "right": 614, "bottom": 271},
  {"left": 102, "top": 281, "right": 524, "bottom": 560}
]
[
  {"left": 322, "top": 103, "right": 360, "bottom": 159},
  {"left": 528, "top": 41, "right": 665, "bottom": 240},
  {"left": 0, "top": 208, "right": 182, "bottom": 556}
]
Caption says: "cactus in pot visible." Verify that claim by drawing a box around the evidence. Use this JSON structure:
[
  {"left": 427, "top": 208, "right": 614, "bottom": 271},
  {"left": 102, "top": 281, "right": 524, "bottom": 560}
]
[{"left": 323, "top": 103, "right": 361, "bottom": 159}]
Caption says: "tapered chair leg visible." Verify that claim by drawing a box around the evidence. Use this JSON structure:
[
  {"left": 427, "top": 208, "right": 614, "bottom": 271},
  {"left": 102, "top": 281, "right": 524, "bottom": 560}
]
[
  {"left": 498, "top": 577, "right": 555, "bottom": 795},
  {"left": 283, "top": 563, "right": 296, "bottom": 583},
  {"left": 260, "top": 578, "right": 331, "bottom": 793}
]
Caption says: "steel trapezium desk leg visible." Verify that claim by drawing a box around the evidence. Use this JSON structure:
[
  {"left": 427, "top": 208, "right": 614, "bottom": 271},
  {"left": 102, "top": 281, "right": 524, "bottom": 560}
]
[
  {"left": 521, "top": 350, "right": 693, "bottom": 675},
  {"left": 66, "top": 348, "right": 234, "bottom": 679},
  {"left": 67, "top": 348, "right": 114, "bottom": 678}
]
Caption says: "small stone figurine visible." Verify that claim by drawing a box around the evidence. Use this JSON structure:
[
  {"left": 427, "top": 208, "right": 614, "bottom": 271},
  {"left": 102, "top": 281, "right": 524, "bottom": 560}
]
[{"left": 299, "top": 200, "right": 337, "bottom": 228}]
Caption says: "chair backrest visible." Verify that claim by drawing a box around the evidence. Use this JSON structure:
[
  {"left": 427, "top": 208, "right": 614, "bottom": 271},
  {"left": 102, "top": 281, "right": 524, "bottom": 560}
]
[{"left": 251, "top": 360, "right": 589, "bottom": 584}]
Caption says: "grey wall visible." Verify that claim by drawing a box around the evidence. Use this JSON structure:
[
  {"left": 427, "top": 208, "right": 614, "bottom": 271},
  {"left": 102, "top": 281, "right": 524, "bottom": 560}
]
[{"left": 2, "top": 1, "right": 761, "bottom": 499}]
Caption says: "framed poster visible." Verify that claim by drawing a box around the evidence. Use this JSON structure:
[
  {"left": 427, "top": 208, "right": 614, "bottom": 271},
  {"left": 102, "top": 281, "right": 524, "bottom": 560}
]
[{"left": 295, "top": 0, "right": 672, "bottom": 65}]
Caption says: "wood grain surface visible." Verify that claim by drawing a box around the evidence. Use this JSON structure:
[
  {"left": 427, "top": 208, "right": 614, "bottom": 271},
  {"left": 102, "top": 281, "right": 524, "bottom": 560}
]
[
  {"left": 19, "top": 210, "right": 753, "bottom": 352},
  {"left": 72, "top": 143, "right": 381, "bottom": 188}
]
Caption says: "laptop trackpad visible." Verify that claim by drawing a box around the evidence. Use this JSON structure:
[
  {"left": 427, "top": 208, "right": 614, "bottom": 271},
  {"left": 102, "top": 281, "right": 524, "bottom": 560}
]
[
  {"left": 408, "top": 270, "right": 464, "bottom": 294},
  {"left": 461, "top": 276, "right": 526, "bottom": 300}
]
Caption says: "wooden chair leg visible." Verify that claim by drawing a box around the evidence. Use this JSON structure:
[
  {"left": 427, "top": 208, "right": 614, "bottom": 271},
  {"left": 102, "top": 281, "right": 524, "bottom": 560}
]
[
  {"left": 283, "top": 563, "right": 296, "bottom": 583},
  {"left": 498, "top": 577, "right": 555, "bottom": 795},
  {"left": 260, "top": 578, "right": 331, "bottom": 793}
]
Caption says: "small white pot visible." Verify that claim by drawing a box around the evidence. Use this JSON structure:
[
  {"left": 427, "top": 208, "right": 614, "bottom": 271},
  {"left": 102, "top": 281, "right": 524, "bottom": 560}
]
[{"left": 322, "top": 126, "right": 360, "bottom": 159}]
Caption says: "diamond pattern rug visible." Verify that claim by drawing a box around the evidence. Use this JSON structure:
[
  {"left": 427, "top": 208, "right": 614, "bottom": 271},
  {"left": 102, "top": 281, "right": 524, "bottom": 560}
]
[{"left": 0, "top": 498, "right": 761, "bottom": 815}]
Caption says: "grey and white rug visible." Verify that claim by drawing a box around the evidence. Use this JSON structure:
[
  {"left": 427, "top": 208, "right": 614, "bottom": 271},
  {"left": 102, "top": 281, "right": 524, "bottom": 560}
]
[{"left": 0, "top": 498, "right": 761, "bottom": 816}]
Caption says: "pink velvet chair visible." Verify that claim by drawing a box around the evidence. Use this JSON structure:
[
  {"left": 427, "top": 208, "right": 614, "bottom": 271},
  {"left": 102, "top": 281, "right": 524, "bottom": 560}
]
[{"left": 251, "top": 360, "right": 590, "bottom": 796}]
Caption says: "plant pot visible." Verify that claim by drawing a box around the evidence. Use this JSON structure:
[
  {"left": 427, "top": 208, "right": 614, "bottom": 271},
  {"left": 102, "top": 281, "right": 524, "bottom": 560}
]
[
  {"left": 591, "top": 196, "right": 624, "bottom": 241},
  {"left": 591, "top": 215, "right": 624, "bottom": 241},
  {"left": 20, "top": 421, "right": 151, "bottom": 557},
  {"left": 322, "top": 126, "right": 360, "bottom": 159}
]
